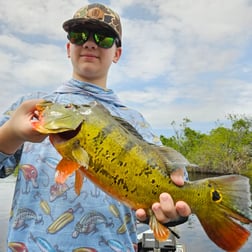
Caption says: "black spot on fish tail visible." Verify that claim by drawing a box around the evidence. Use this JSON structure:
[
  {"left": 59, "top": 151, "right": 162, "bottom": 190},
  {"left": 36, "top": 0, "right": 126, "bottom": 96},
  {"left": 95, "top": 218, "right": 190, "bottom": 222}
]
[{"left": 211, "top": 189, "right": 222, "bottom": 202}]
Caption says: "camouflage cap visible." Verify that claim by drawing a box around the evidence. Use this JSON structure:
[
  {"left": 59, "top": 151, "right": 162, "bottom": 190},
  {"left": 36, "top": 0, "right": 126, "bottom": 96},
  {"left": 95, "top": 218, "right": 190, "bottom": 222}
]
[{"left": 63, "top": 3, "right": 122, "bottom": 46}]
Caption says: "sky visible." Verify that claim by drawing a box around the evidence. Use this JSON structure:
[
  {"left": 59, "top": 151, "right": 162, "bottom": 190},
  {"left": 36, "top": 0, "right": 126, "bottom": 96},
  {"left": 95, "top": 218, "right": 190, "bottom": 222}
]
[{"left": 0, "top": 0, "right": 252, "bottom": 136}]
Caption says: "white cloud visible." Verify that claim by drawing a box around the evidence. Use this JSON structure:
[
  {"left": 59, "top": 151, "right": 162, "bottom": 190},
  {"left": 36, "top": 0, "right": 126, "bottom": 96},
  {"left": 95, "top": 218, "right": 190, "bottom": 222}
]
[
  {"left": 0, "top": 0, "right": 252, "bottom": 135},
  {"left": 0, "top": 33, "right": 70, "bottom": 112},
  {"left": 110, "top": 0, "right": 252, "bottom": 87}
]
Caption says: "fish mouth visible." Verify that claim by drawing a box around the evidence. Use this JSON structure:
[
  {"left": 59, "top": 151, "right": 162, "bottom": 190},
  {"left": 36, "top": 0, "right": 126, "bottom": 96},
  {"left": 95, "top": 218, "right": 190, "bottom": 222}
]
[{"left": 50, "top": 124, "right": 82, "bottom": 144}]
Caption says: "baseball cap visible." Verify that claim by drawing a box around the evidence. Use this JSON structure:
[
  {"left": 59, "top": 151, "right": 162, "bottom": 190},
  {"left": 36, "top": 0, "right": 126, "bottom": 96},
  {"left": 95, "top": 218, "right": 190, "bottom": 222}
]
[{"left": 63, "top": 3, "right": 122, "bottom": 46}]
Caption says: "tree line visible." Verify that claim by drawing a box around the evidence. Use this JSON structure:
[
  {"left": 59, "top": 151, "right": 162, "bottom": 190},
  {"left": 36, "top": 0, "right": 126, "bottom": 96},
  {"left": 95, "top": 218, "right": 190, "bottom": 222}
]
[{"left": 160, "top": 114, "right": 252, "bottom": 177}]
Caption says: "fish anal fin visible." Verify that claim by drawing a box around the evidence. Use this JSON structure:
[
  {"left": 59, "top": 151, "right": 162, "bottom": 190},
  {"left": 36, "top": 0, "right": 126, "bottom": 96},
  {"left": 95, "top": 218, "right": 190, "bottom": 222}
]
[
  {"left": 149, "top": 212, "right": 170, "bottom": 241},
  {"left": 75, "top": 168, "right": 85, "bottom": 195},
  {"left": 55, "top": 158, "right": 80, "bottom": 184}
]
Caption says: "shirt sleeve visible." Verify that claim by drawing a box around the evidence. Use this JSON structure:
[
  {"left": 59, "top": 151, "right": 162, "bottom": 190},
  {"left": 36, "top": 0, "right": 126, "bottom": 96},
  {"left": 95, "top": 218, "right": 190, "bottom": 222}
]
[{"left": 0, "top": 149, "right": 22, "bottom": 178}]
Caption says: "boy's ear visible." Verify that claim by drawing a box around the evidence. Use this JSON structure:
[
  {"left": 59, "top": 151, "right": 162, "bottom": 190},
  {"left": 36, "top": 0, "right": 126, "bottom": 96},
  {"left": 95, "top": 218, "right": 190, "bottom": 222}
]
[
  {"left": 66, "top": 43, "right": 71, "bottom": 58},
  {"left": 113, "top": 47, "right": 122, "bottom": 63}
]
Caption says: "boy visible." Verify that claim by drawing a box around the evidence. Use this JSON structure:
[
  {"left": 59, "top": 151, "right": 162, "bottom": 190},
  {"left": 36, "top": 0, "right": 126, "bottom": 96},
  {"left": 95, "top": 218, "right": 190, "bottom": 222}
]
[{"left": 0, "top": 3, "right": 190, "bottom": 251}]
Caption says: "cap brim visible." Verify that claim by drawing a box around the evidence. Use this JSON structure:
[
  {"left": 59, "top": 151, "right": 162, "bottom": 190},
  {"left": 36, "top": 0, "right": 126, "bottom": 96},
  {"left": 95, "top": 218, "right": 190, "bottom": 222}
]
[{"left": 63, "top": 19, "right": 117, "bottom": 36}]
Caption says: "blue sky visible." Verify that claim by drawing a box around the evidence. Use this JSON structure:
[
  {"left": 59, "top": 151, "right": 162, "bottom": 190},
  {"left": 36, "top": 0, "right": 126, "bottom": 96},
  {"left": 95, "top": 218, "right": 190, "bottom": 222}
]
[{"left": 0, "top": 0, "right": 252, "bottom": 136}]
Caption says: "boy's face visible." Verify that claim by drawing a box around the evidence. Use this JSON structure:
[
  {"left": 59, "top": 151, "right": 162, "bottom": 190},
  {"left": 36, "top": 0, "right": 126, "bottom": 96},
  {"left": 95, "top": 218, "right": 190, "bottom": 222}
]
[{"left": 66, "top": 27, "right": 122, "bottom": 86}]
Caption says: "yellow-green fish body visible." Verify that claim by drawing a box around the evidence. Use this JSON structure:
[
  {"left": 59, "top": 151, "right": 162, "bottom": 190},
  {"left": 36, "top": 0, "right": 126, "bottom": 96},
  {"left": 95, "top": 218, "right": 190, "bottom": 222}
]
[{"left": 33, "top": 101, "right": 252, "bottom": 251}]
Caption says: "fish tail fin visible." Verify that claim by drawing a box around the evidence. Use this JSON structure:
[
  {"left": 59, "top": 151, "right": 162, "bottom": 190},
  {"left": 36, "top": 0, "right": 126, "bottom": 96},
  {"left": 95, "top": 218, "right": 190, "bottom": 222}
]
[
  {"left": 195, "top": 175, "right": 252, "bottom": 251},
  {"left": 199, "top": 213, "right": 250, "bottom": 252},
  {"left": 55, "top": 158, "right": 80, "bottom": 184},
  {"left": 149, "top": 212, "right": 170, "bottom": 241}
]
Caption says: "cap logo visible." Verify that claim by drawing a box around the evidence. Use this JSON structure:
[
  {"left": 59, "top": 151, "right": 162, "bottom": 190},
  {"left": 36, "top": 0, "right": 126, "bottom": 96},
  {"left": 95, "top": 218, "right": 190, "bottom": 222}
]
[{"left": 87, "top": 7, "right": 104, "bottom": 20}]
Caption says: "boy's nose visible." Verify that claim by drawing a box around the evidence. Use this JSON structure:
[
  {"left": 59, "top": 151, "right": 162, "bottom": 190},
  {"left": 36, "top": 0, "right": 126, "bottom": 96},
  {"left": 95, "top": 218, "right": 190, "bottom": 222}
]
[{"left": 82, "top": 33, "right": 97, "bottom": 48}]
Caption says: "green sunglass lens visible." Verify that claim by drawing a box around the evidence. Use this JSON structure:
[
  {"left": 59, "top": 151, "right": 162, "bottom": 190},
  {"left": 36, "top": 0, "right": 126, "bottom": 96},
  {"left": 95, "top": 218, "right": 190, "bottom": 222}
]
[
  {"left": 68, "top": 31, "right": 89, "bottom": 45},
  {"left": 94, "top": 33, "right": 115, "bottom": 48}
]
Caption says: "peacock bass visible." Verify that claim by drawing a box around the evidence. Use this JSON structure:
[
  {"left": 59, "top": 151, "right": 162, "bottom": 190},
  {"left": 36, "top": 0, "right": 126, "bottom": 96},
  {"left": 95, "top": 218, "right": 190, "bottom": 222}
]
[{"left": 32, "top": 101, "right": 252, "bottom": 251}]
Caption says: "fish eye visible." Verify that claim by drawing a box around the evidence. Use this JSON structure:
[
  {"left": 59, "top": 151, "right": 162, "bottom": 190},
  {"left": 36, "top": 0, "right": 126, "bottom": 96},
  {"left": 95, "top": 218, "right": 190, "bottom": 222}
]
[{"left": 65, "top": 104, "right": 73, "bottom": 109}]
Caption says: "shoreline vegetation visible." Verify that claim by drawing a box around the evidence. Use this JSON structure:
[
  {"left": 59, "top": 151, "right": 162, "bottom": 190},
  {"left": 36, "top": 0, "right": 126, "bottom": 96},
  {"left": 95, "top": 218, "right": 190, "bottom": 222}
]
[{"left": 161, "top": 115, "right": 252, "bottom": 179}]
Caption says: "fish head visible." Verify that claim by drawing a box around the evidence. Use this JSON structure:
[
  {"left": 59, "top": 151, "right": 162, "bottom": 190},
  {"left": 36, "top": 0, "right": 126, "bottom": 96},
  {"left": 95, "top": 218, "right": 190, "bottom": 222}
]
[
  {"left": 32, "top": 101, "right": 84, "bottom": 134},
  {"left": 32, "top": 101, "right": 95, "bottom": 160}
]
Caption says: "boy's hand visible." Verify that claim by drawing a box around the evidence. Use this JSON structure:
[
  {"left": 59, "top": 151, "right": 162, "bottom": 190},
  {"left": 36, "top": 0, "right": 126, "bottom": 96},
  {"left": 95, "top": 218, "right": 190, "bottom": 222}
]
[
  {"left": 0, "top": 99, "right": 47, "bottom": 154},
  {"left": 136, "top": 168, "right": 191, "bottom": 224}
]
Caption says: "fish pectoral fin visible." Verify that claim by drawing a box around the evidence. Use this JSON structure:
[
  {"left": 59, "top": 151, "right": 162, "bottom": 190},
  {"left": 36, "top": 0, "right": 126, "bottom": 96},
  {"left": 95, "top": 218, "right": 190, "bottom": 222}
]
[
  {"left": 149, "top": 212, "right": 170, "bottom": 241},
  {"left": 72, "top": 144, "right": 89, "bottom": 168},
  {"left": 74, "top": 169, "right": 85, "bottom": 195},
  {"left": 55, "top": 158, "right": 81, "bottom": 184}
]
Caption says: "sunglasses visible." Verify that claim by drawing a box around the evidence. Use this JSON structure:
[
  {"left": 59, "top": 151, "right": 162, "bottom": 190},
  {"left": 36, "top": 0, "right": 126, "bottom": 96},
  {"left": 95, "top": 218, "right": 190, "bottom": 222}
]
[{"left": 67, "top": 30, "right": 119, "bottom": 48}]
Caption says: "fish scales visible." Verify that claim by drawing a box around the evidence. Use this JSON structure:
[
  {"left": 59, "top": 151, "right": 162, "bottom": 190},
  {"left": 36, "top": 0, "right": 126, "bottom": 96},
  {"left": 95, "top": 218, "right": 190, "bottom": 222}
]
[
  {"left": 72, "top": 110, "right": 174, "bottom": 209},
  {"left": 33, "top": 101, "right": 252, "bottom": 251}
]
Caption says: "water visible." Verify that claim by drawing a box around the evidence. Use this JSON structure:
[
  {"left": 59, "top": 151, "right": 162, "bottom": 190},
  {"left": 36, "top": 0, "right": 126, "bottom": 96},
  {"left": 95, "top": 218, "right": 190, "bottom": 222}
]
[
  {"left": 0, "top": 175, "right": 15, "bottom": 252},
  {"left": 177, "top": 214, "right": 252, "bottom": 252},
  {"left": 1, "top": 175, "right": 252, "bottom": 252}
]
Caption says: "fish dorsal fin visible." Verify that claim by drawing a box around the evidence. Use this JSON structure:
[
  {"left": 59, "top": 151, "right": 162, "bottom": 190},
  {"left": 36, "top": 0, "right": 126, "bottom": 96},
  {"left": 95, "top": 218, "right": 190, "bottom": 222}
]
[
  {"left": 82, "top": 101, "right": 145, "bottom": 141},
  {"left": 113, "top": 116, "right": 145, "bottom": 141}
]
